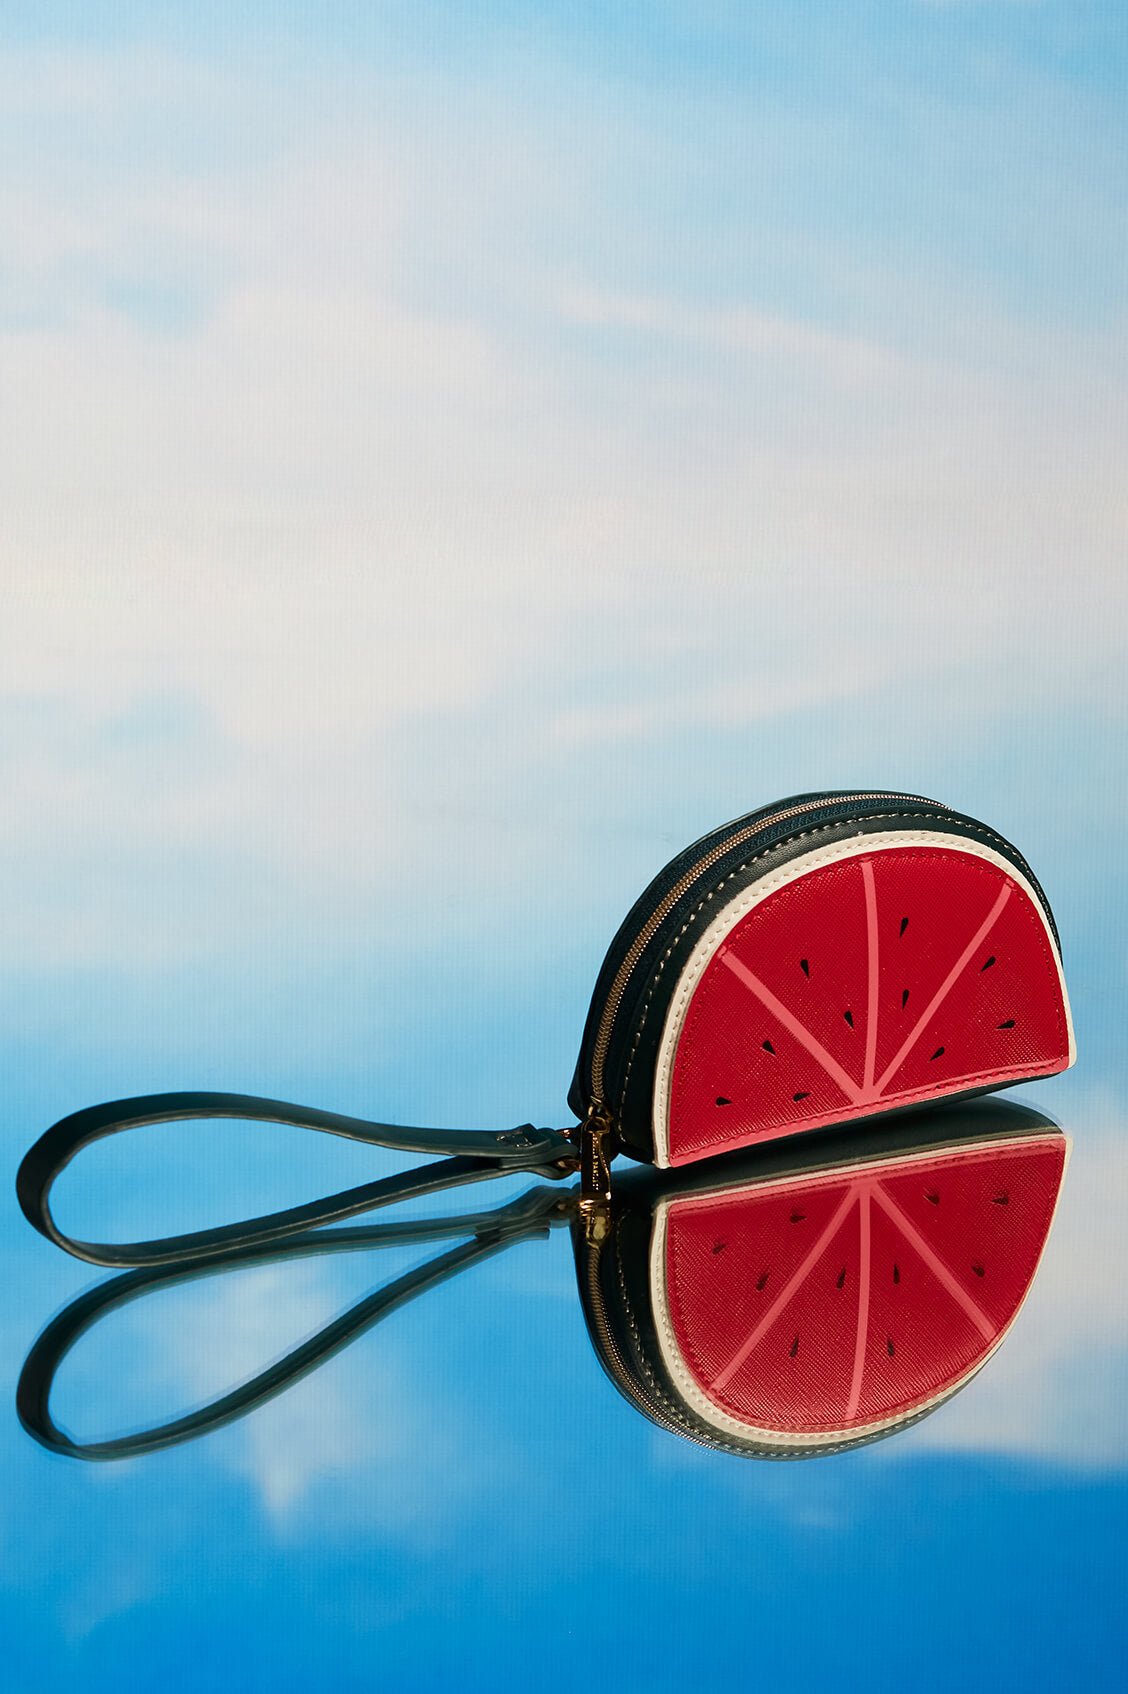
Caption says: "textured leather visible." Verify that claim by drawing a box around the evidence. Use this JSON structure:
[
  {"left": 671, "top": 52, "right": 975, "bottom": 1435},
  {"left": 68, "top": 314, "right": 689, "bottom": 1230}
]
[
  {"left": 654, "top": 833, "right": 1071, "bottom": 1167},
  {"left": 569, "top": 794, "right": 1071, "bottom": 1163}
]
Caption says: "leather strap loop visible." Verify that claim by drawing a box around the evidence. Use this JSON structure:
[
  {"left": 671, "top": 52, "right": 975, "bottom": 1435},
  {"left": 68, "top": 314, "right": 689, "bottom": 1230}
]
[{"left": 17, "top": 1091, "right": 577, "bottom": 1267}]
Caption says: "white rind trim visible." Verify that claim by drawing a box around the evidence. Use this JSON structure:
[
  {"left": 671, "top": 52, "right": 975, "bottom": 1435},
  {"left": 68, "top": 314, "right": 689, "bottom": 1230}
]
[
  {"left": 647, "top": 1133, "right": 1071, "bottom": 1450},
  {"left": 651, "top": 830, "right": 1075, "bottom": 1170}
]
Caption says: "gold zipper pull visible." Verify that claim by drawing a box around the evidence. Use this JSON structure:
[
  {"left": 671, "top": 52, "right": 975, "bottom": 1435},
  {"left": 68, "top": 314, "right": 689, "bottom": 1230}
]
[{"left": 579, "top": 1100, "right": 615, "bottom": 1216}]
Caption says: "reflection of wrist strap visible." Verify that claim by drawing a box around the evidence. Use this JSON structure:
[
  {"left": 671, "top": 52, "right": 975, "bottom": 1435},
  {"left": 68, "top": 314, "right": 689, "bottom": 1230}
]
[
  {"left": 18, "top": 1185, "right": 573, "bottom": 1461},
  {"left": 17, "top": 1090, "right": 578, "bottom": 1267}
]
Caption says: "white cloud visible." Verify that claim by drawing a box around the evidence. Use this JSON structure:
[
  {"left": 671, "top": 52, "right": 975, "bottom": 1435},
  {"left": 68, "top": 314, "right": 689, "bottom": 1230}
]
[{"left": 0, "top": 39, "right": 1123, "bottom": 979}]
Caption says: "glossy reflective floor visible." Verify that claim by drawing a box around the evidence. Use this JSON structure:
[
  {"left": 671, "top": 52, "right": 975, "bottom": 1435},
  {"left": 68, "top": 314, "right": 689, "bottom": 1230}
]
[{"left": 8, "top": 1069, "right": 1126, "bottom": 1692}]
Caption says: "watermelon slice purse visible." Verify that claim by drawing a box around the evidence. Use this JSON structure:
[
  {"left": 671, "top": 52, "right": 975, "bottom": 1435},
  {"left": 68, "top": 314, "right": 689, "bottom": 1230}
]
[
  {"left": 17, "top": 789, "right": 1073, "bottom": 1265},
  {"left": 571, "top": 789, "right": 1074, "bottom": 1197}
]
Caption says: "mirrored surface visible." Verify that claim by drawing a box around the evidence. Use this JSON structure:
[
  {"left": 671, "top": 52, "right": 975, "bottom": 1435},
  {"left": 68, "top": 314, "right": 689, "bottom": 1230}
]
[
  {"left": 19, "top": 1102, "right": 1066, "bottom": 1464},
  {"left": 9, "top": 1080, "right": 1126, "bottom": 1693}
]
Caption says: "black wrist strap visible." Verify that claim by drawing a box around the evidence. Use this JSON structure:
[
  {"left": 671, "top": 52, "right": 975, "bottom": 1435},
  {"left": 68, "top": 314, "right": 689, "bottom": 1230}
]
[
  {"left": 16, "top": 1090, "right": 578, "bottom": 1267},
  {"left": 18, "top": 1185, "right": 573, "bottom": 1461}
]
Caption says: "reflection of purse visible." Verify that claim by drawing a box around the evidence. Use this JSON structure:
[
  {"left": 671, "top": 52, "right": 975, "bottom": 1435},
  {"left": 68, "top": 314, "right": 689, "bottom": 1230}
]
[
  {"left": 575, "top": 1098, "right": 1068, "bottom": 1457},
  {"left": 19, "top": 1101, "right": 1067, "bottom": 1464},
  {"left": 571, "top": 789, "right": 1073, "bottom": 1192}
]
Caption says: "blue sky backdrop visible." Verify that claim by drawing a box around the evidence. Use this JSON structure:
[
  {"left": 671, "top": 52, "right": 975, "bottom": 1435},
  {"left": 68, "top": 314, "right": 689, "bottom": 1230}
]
[{"left": 2, "top": 4, "right": 1126, "bottom": 1689}]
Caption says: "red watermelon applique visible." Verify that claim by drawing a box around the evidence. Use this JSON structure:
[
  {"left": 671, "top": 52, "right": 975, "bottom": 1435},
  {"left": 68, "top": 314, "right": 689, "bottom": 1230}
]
[{"left": 667, "top": 847, "right": 1070, "bottom": 1165}]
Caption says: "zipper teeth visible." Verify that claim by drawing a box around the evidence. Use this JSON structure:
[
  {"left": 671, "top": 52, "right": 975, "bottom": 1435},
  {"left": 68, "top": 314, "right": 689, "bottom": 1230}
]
[
  {"left": 588, "top": 791, "right": 935, "bottom": 1106},
  {"left": 583, "top": 1228, "right": 701, "bottom": 1442}
]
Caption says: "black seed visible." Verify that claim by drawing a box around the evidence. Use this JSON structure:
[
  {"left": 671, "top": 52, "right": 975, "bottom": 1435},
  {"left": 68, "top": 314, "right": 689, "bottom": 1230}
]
[
  {"left": 790, "top": 1335, "right": 800, "bottom": 1358},
  {"left": 887, "top": 1337, "right": 895, "bottom": 1357},
  {"left": 992, "top": 1192, "right": 1009, "bottom": 1206},
  {"left": 800, "top": 958, "right": 810, "bottom": 978},
  {"left": 899, "top": 917, "right": 909, "bottom": 937},
  {"left": 972, "top": 1262, "right": 985, "bottom": 1278},
  {"left": 789, "top": 1211, "right": 806, "bottom": 1224},
  {"left": 844, "top": 1009, "right": 854, "bottom": 1028},
  {"left": 712, "top": 1240, "right": 726, "bottom": 1255},
  {"left": 756, "top": 1271, "right": 769, "bottom": 1291},
  {"left": 930, "top": 1046, "right": 945, "bottom": 1061},
  {"left": 902, "top": 988, "right": 910, "bottom": 1009},
  {"left": 997, "top": 1019, "right": 1016, "bottom": 1029},
  {"left": 893, "top": 1264, "right": 900, "bottom": 1284},
  {"left": 715, "top": 1096, "right": 731, "bottom": 1106},
  {"left": 925, "top": 1190, "right": 940, "bottom": 1205},
  {"left": 793, "top": 1090, "right": 811, "bottom": 1102},
  {"left": 762, "top": 1039, "right": 776, "bottom": 1055},
  {"left": 836, "top": 1267, "right": 847, "bottom": 1289},
  {"left": 981, "top": 955, "right": 996, "bottom": 971}
]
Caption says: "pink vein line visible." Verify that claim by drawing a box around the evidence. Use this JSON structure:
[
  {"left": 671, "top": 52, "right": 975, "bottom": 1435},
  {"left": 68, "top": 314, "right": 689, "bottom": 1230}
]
[
  {"left": 711, "top": 1185, "right": 857, "bottom": 1393},
  {"left": 871, "top": 883, "right": 1012, "bottom": 1099},
  {"left": 862, "top": 859, "right": 880, "bottom": 1097},
  {"left": 720, "top": 950, "right": 863, "bottom": 1106},
  {"left": 845, "top": 1183, "right": 872, "bottom": 1420},
  {"left": 872, "top": 1183, "right": 995, "bottom": 1341}
]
